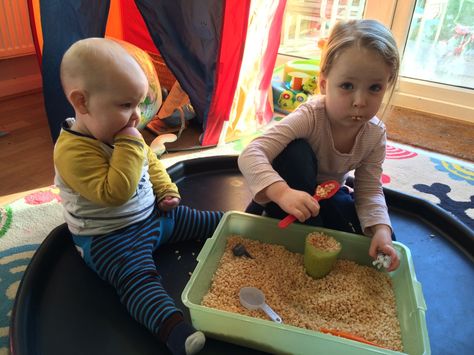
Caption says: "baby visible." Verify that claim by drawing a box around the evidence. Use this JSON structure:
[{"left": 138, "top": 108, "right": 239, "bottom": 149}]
[{"left": 55, "top": 37, "right": 223, "bottom": 354}]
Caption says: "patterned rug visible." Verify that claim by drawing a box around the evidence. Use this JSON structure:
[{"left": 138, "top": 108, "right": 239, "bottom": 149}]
[{"left": 0, "top": 139, "right": 473, "bottom": 354}]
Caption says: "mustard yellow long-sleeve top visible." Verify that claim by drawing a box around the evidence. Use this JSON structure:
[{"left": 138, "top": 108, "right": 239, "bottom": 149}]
[{"left": 54, "top": 122, "right": 180, "bottom": 235}]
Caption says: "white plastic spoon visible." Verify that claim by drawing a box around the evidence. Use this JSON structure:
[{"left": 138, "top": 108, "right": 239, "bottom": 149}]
[{"left": 239, "top": 287, "right": 282, "bottom": 323}]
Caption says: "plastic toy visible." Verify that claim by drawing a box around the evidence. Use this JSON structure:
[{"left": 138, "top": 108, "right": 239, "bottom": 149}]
[
  {"left": 232, "top": 243, "right": 253, "bottom": 258},
  {"left": 112, "top": 39, "right": 162, "bottom": 131},
  {"left": 272, "top": 58, "right": 320, "bottom": 114},
  {"left": 372, "top": 253, "right": 392, "bottom": 269},
  {"left": 294, "top": 92, "right": 308, "bottom": 109},
  {"left": 149, "top": 133, "right": 177, "bottom": 156},
  {"left": 277, "top": 90, "right": 295, "bottom": 111}
]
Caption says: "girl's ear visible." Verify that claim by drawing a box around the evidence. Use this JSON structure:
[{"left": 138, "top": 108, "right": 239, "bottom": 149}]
[
  {"left": 68, "top": 90, "right": 89, "bottom": 114},
  {"left": 319, "top": 74, "right": 327, "bottom": 95}
]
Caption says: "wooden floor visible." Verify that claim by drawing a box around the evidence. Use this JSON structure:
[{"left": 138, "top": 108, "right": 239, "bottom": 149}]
[
  {"left": 0, "top": 91, "right": 154, "bottom": 206},
  {"left": 0, "top": 91, "right": 55, "bottom": 205},
  {"left": 0, "top": 91, "right": 472, "bottom": 206}
]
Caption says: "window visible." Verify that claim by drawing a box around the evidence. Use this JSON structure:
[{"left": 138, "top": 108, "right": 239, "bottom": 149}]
[
  {"left": 278, "top": 0, "right": 474, "bottom": 124},
  {"left": 279, "top": 0, "right": 366, "bottom": 59},
  {"left": 401, "top": 0, "right": 474, "bottom": 89}
]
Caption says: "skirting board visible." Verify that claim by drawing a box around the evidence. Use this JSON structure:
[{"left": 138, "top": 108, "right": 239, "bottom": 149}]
[{"left": 0, "top": 73, "right": 42, "bottom": 98}]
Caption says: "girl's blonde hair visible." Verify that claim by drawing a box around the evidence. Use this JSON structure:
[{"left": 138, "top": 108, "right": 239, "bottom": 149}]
[
  {"left": 319, "top": 19, "right": 400, "bottom": 119},
  {"left": 320, "top": 19, "right": 400, "bottom": 85}
]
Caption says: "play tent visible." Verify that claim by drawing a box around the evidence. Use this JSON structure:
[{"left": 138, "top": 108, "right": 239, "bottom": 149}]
[{"left": 27, "top": 0, "right": 286, "bottom": 146}]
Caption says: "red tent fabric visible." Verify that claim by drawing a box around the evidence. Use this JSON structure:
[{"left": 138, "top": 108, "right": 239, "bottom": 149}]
[{"left": 201, "top": 0, "right": 251, "bottom": 145}]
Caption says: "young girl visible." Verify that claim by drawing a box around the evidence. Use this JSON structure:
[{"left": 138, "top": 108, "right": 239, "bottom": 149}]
[{"left": 238, "top": 19, "right": 400, "bottom": 271}]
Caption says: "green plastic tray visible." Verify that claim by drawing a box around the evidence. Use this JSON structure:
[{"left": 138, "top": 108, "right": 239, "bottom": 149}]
[{"left": 182, "top": 212, "right": 430, "bottom": 355}]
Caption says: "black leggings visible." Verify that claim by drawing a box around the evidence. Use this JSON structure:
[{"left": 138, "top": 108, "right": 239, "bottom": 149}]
[{"left": 255, "top": 139, "right": 363, "bottom": 234}]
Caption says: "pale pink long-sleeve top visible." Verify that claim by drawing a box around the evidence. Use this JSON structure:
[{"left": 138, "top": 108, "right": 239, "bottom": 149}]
[{"left": 238, "top": 96, "right": 391, "bottom": 235}]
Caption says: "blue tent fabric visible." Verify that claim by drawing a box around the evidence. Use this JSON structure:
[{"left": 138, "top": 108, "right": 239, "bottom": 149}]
[
  {"left": 133, "top": 0, "right": 224, "bottom": 130},
  {"left": 40, "top": 0, "right": 111, "bottom": 141},
  {"left": 39, "top": 0, "right": 223, "bottom": 142}
]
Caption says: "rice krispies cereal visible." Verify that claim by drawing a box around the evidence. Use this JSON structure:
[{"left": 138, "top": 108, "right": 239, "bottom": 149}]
[{"left": 202, "top": 235, "right": 403, "bottom": 351}]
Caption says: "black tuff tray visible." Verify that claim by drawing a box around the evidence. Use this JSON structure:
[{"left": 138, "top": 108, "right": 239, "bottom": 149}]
[{"left": 11, "top": 156, "right": 474, "bottom": 355}]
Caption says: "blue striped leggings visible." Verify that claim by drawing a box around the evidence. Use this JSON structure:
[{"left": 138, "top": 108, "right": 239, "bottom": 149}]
[{"left": 73, "top": 205, "right": 223, "bottom": 337}]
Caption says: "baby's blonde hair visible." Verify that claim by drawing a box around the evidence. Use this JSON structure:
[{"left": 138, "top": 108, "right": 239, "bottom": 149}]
[
  {"left": 60, "top": 37, "right": 143, "bottom": 95},
  {"left": 320, "top": 19, "right": 400, "bottom": 85}
]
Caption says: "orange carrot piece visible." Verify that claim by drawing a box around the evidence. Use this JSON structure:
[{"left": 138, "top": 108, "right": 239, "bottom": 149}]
[{"left": 319, "top": 328, "right": 387, "bottom": 349}]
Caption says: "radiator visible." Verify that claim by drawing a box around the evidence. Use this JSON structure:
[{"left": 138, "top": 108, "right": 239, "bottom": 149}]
[{"left": 0, "top": 0, "right": 35, "bottom": 58}]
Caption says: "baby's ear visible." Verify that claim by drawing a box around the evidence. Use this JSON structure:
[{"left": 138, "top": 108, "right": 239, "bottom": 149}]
[{"left": 68, "top": 90, "right": 88, "bottom": 114}]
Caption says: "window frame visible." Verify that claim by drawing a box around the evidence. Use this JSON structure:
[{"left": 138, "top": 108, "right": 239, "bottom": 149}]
[{"left": 389, "top": 0, "right": 473, "bottom": 124}]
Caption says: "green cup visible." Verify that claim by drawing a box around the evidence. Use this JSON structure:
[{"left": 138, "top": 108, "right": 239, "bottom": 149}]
[{"left": 304, "top": 234, "right": 341, "bottom": 279}]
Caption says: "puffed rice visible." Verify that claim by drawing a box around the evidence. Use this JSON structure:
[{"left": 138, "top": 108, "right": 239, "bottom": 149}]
[{"left": 202, "top": 235, "right": 403, "bottom": 351}]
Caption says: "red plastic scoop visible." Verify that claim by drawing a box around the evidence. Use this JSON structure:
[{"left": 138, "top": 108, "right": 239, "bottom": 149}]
[{"left": 278, "top": 180, "right": 340, "bottom": 229}]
